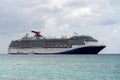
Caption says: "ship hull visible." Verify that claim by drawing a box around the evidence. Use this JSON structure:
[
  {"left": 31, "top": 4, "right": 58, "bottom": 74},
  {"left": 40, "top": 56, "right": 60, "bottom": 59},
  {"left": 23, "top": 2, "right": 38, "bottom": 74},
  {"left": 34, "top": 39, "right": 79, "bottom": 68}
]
[
  {"left": 58, "top": 45, "right": 105, "bottom": 54},
  {"left": 8, "top": 45, "right": 105, "bottom": 55}
]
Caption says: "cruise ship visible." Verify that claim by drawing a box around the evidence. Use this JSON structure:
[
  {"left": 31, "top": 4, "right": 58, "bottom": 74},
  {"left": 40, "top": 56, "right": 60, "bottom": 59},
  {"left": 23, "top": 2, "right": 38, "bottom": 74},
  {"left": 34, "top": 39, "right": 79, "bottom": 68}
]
[{"left": 8, "top": 31, "right": 106, "bottom": 54}]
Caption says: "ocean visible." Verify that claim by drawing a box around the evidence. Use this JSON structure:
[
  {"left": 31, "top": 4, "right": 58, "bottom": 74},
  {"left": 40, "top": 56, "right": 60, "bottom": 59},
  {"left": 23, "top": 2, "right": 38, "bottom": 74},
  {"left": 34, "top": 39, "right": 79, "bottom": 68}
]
[{"left": 0, "top": 54, "right": 120, "bottom": 80}]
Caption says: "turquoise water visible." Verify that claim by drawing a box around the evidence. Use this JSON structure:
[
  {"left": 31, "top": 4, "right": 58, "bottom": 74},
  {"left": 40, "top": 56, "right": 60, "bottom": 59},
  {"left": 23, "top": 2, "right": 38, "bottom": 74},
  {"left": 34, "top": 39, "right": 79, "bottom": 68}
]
[{"left": 0, "top": 54, "right": 120, "bottom": 80}]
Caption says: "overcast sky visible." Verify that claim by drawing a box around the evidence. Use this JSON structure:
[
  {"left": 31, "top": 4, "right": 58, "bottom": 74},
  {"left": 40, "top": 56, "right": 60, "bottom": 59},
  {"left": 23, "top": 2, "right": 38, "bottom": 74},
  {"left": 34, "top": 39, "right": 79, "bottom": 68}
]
[{"left": 0, "top": 0, "right": 120, "bottom": 54}]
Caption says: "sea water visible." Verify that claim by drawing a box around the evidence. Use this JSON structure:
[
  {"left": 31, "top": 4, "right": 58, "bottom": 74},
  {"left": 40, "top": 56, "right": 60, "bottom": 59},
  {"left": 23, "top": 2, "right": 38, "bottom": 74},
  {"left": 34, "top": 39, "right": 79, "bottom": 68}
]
[{"left": 0, "top": 54, "right": 120, "bottom": 80}]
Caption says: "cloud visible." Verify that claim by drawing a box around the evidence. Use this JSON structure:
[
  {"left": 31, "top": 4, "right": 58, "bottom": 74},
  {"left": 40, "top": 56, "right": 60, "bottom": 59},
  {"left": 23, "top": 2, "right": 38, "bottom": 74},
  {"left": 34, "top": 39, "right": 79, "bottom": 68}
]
[
  {"left": 64, "top": 7, "right": 94, "bottom": 18},
  {"left": 0, "top": 0, "right": 120, "bottom": 53}
]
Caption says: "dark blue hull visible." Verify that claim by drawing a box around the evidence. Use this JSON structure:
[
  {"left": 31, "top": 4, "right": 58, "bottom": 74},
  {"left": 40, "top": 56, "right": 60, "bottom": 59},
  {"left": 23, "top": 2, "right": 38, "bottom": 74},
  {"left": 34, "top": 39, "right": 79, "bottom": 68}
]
[
  {"left": 58, "top": 45, "right": 106, "bottom": 54},
  {"left": 33, "top": 45, "right": 105, "bottom": 54}
]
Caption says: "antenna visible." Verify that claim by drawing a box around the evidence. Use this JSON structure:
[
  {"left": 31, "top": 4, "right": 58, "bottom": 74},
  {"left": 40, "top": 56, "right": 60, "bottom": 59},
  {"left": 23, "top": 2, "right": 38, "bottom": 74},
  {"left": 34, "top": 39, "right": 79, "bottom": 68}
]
[{"left": 73, "top": 32, "right": 78, "bottom": 36}]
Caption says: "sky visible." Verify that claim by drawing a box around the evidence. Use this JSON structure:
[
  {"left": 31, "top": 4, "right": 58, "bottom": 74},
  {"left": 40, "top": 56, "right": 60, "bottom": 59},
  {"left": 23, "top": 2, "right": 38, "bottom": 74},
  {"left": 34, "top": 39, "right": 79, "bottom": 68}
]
[{"left": 0, "top": 0, "right": 120, "bottom": 54}]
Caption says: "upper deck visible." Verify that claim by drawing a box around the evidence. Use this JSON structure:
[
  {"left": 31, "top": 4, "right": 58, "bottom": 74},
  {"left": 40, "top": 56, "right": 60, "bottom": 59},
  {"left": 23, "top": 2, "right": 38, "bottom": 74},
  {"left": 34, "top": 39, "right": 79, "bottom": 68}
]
[{"left": 9, "top": 35, "right": 98, "bottom": 49}]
